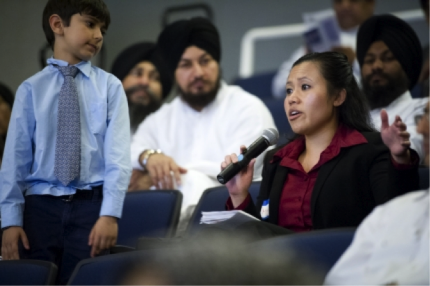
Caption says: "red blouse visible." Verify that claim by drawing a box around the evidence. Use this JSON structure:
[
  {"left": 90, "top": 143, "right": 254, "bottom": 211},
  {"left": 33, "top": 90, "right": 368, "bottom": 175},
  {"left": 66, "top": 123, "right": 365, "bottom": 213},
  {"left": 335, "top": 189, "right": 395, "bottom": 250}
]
[{"left": 272, "top": 125, "right": 367, "bottom": 232}]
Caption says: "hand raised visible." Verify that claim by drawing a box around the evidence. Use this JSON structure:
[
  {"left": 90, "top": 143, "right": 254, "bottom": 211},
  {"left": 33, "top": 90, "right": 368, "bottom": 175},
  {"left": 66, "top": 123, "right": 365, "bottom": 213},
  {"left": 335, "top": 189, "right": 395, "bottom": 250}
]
[
  {"left": 380, "top": 110, "right": 411, "bottom": 164},
  {"left": 221, "top": 145, "right": 255, "bottom": 208}
]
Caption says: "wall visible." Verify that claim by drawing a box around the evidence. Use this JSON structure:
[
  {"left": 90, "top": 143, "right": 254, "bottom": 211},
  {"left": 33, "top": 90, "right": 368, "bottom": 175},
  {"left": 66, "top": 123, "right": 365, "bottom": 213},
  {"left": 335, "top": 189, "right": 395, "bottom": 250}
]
[{"left": 0, "top": 0, "right": 427, "bottom": 93}]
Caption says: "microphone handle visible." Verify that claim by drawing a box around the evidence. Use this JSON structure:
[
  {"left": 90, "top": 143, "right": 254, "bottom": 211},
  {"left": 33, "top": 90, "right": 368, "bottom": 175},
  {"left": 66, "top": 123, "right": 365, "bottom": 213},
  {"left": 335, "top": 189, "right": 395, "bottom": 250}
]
[
  {"left": 217, "top": 137, "right": 269, "bottom": 184},
  {"left": 217, "top": 160, "right": 249, "bottom": 184}
]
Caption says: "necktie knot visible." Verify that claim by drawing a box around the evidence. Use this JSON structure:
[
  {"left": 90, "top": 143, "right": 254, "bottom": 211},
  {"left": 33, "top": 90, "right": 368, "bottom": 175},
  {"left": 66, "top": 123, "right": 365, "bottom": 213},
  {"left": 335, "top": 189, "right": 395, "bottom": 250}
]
[{"left": 56, "top": 65, "right": 79, "bottom": 78}]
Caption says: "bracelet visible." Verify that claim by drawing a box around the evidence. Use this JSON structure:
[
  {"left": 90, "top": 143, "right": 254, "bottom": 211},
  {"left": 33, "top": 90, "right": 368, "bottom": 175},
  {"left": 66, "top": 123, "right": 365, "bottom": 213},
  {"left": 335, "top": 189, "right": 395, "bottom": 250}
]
[{"left": 140, "top": 149, "right": 162, "bottom": 169}]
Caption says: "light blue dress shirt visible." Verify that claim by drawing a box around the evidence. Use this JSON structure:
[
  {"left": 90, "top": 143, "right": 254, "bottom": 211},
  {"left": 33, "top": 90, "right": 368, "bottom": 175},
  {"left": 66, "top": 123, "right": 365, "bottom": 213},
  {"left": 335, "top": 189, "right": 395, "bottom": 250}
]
[{"left": 0, "top": 58, "right": 132, "bottom": 228}]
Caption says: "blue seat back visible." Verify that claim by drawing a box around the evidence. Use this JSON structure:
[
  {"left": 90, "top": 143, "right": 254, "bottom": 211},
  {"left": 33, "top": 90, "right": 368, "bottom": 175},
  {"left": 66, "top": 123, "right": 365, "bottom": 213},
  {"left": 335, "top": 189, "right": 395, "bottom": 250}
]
[
  {"left": 263, "top": 98, "right": 293, "bottom": 144},
  {"left": 117, "top": 190, "right": 182, "bottom": 247},
  {"left": 187, "top": 182, "right": 261, "bottom": 233},
  {"left": 419, "top": 167, "right": 429, "bottom": 190},
  {"left": 0, "top": 260, "right": 57, "bottom": 285},
  {"left": 252, "top": 228, "right": 355, "bottom": 273},
  {"left": 232, "top": 71, "right": 276, "bottom": 99},
  {"left": 68, "top": 251, "right": 154, "bottom": 285}
]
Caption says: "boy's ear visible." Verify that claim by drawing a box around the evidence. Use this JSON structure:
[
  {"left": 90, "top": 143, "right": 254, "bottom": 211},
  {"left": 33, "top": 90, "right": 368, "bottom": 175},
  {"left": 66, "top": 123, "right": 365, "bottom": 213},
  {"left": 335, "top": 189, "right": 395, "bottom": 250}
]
[
  {"left": 333, "top": 88, "right": 346, "bottom": 107},
  {"left": 49, "top": 14, "right": 64, "bottom": 36}
]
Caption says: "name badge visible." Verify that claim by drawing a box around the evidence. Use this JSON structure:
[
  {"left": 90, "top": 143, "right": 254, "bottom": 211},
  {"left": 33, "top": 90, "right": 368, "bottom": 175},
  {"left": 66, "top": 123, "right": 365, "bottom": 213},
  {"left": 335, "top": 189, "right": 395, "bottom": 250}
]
[{"left": 260, "top": 199, "right": 269, "bottom": 220}]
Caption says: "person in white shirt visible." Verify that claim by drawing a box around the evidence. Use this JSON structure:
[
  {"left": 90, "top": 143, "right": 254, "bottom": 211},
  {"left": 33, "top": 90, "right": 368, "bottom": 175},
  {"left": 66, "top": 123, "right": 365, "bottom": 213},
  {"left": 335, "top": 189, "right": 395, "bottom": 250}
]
[
  {"left": 129, "top": 18, "right": 276, "bottom": 221},
  {"left": 324, "top": 103, "right": 429, "bottom": 285},
  {"left": 356, "top": 14, "right": 429, "bottom": 162},
  {"left": 272, "top": 0, "right": 375, "bottom": 98}
]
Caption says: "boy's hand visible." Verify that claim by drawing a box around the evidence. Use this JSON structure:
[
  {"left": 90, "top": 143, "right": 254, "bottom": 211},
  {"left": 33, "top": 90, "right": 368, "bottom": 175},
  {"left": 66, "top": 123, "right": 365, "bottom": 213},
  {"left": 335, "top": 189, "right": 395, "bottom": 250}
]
[
  {"left": 88, "top": 216, "right": 118, "bottom": 258},
  {"left": 1, "top": 226, "right": 30, "bottom": 260}
]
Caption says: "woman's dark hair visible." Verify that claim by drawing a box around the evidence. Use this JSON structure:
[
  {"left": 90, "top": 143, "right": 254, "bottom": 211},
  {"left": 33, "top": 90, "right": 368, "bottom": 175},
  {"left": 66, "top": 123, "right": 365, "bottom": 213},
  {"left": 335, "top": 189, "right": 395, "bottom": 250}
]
[
  {"left": 292, "top": 52, "right": 375, "bottom": 132},
  {"left": 42, "top": 0, "right": 110, "bottom": 49}
]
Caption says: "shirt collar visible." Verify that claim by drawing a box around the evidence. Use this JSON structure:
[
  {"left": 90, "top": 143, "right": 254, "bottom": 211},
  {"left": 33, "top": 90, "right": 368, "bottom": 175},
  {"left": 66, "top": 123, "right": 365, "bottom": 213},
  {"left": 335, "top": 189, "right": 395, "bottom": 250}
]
[
  {"left": 47, "top": 57, "right": 92, "bottom": 78},
  {"left": 272, "top": 124, "right": 368, "bottom": 164},
  {"left": 387, "top": 90, "right": 412, "bottom": 108}
]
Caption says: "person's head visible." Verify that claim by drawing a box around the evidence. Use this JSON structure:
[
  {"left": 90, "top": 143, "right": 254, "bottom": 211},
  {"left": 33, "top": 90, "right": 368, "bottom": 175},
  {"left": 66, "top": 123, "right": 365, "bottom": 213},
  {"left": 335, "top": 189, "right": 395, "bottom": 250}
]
[
  {"left": 421, "top": 0, "right": 429, "bottom": 25},
  {"left": 416, "top": 102, "right": 429, "bottom": 166},
  {"left": 42, "top": 0, "right": 110, "bottom": 64},
  {"left": 286, "top": 52, "right": 374, "bottom": 136},
  {"left": 332, "top": 0, "right": 375, "bottom": 30},
  {"left": 0, "top": 82, "right": 14, "bottom": 136},
  {"left": 157, "top": 17, "right": 221, "bottom": 111},
  {"left": 111, "top": 42, "right": 172, "bottom": 105},
  {"left": 357, "top": 14, "right": 423, "bottom": 110},
  {"left": 120, "top": 233, "right": 324, "bottom": 285}
]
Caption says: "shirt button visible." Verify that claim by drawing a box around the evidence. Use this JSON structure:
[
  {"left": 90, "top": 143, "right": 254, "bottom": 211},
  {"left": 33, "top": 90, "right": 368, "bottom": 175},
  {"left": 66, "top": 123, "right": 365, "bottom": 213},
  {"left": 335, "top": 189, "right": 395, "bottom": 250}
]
[{"left": 304, "top": 176, "right": 308, "bottom": 181}]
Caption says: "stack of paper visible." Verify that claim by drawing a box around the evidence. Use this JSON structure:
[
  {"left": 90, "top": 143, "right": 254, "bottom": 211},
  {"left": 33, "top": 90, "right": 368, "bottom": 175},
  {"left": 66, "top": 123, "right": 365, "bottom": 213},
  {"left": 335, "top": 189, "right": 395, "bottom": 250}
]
[{"left": 200, "top": 210, "right": 258, "bottom": 224}]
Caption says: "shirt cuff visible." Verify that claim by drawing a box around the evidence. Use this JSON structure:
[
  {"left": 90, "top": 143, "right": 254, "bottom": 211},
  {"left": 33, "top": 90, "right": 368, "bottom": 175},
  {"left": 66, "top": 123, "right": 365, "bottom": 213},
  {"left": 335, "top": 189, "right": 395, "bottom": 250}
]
[
  {"left": 99, "top": 195, "right": 124, "bottom": 219},
  {"left": 1, "top": 204, "right": 24, "bottom": 228},
  {"left": 391, "top": 149, "right": 419, "bottom": 170},
  {"left": 225, "top": 194, "right": 251, "bottom": 211}
]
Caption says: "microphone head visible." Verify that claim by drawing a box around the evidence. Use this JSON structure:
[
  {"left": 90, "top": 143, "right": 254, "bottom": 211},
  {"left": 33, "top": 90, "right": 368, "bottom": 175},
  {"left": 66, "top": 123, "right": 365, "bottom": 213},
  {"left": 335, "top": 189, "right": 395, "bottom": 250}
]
[{"left": 262, "top": 128, "right": 279, "bottom": 146}]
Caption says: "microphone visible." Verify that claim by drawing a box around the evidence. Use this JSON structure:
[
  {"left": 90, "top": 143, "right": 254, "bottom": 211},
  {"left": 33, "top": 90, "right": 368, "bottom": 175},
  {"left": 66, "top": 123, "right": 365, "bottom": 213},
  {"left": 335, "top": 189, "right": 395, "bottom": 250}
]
[{"left": 217, "top": 128, "right": 279, "bottom": 184}]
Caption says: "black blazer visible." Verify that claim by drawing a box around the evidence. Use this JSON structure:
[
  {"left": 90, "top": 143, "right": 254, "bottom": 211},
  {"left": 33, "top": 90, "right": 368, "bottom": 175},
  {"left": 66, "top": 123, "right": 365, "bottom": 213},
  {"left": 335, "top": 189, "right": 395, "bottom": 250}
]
[{"left": 243, "top": 132, "right": 419, "bottom": 230}]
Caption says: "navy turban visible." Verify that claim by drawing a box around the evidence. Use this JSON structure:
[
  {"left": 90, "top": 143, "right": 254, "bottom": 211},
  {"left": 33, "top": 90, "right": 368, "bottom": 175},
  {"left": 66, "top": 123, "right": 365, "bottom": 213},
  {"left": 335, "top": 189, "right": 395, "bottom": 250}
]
[
  {"left": 357, "top": 14, "right": 422, "bottom": 90},
  {"left": 111, "top": 42, "right": 172, "bottom": 98},
  {"left": 157, "top": 17, "right": 221, "bottom": 75}
]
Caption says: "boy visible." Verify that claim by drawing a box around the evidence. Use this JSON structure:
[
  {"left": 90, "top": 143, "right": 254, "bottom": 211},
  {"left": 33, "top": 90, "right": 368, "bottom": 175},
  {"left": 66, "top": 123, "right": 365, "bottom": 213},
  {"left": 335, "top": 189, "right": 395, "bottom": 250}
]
[{"left": 0, "top": 0, "right": 131, "bottom": 284}]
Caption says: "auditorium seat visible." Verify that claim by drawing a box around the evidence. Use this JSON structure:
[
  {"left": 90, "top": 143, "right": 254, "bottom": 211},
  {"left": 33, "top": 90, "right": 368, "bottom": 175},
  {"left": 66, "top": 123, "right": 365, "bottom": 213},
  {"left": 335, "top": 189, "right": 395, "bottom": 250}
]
[
  {"left": 67, "top": 251, "right": 153, "bottom": 285},
  {"left": 186, "top": 182, "right": 261, "bottom": 234},
  {"left": 0, "top": 260, "right": 58, "bottom": 285},
  {"left": 418, "top": 166, "right": 429, "bottom": 190},
  {"left": 262, "top": 98, "right": 294, "bottom": 145},
  {"left": 252, "top": 228, "right": 356, "bottom": 274},
  {"left": 232, "top": 71, "right": 276, "bottom": 99},
  {"left": 116, "top": 190, "right": 182, "bottom": 248}
]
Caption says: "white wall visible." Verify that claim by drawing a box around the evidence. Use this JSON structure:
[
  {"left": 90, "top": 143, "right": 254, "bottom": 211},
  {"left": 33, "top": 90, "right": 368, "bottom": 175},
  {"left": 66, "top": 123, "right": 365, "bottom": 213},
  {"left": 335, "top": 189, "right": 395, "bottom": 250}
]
[{"left": 0, "top": 0, "right": 427, "bottom": 93}]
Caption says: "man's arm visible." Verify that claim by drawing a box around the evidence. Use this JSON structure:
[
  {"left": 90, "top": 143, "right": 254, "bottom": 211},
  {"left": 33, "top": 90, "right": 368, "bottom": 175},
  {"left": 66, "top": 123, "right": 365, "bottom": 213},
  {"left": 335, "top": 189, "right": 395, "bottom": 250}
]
[
  {"left": 324, "top": 207, "right": 381, "bottom": 285},
  {"left": 0, "top": 82, "right": 35, "bottom": 258},
  {"left": 89, "top": 77, "right": 131, "bottom": 256}
]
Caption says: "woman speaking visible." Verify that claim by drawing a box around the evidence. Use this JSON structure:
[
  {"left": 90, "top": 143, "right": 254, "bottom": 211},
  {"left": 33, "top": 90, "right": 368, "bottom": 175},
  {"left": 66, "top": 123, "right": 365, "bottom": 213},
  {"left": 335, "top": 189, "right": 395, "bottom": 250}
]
[{"left": 221, "top": 52, "right": 418, "bottom": 232}]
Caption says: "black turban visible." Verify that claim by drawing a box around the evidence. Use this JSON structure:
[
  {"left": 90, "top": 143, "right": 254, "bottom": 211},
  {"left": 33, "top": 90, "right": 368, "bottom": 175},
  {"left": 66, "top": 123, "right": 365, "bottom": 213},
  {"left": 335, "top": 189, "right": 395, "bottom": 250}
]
[
  {"left": 356, "top": 14, "right": 422, "bottom": 90},
  {"left": 111, "top": 42, "right": 173, "bottom": 98},
  {"left": 157, "top": 17, "right": 221, "bottom": 75}
]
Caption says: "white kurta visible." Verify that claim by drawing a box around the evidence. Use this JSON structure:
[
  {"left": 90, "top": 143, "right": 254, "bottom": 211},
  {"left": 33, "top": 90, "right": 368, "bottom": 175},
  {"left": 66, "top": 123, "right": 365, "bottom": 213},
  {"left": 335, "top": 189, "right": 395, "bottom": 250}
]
[
  {"left": 325, "top": 190, "right": 429, "bottom": 285},
  {"left": 130, "top": 82, "right": 277, "bottom": 212},
  {"left": 370, "top": 91, "right": 428, "bottom": 163},
  {"left": 272, "top": 27, "right": 360, "bottom": 98}
]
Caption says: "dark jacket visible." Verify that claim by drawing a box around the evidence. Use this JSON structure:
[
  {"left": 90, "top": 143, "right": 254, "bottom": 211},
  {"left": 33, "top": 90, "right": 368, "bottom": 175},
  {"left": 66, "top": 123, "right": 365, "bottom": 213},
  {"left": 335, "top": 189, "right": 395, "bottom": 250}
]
[{"left": 243, "top": 132, "right": 419, "bottom": 230}]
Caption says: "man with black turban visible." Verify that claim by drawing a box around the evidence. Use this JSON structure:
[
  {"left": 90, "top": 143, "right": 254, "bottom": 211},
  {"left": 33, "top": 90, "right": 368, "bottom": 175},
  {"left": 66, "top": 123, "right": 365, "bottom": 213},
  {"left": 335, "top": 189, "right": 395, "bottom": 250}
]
[
  {"left": 111, "top": 42, "right": 172, "bottom": 134},
  {"left": 130, "top": 18, "right": 276, "bottom": 226},
  {"left": 357, "top": 14, "right": 428, "bottom": 163}
]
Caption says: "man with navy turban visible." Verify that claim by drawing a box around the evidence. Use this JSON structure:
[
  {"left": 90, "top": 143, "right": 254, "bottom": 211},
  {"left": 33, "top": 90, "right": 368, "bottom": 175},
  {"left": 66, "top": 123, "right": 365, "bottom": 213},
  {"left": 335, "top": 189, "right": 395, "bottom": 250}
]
[
  {"left": 111, "top": 42, "right": 172, "bottom": 134},
  {"left": 130, "top": 18, "right": 276, "bottom": 226},
  {"left": 357, "top": 14, "right": 428, "bottom": 162}
]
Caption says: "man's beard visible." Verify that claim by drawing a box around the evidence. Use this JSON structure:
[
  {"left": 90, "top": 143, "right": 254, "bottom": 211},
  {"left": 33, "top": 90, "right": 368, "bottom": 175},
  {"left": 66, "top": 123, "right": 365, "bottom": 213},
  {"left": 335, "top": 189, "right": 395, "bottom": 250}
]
[
  {"left": 126, "top": 85, "right": 162, "bottom": 133},
  {"left": 178, "top": 75, "right": 221, "bottom": 110},
  {"left": 361, "top": 70, "right": 409, "bottom": 110}
]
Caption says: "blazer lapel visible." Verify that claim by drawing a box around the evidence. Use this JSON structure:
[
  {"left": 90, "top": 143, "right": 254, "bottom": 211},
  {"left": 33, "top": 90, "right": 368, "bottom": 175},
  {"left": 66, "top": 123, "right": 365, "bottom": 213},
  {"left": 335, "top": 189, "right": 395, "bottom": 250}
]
[
  {"left": 311, "top": 151, "right": 344, "bottom": 220},
  {"left": 268, "top": 164, "right": 289, "bottom": 224}
]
